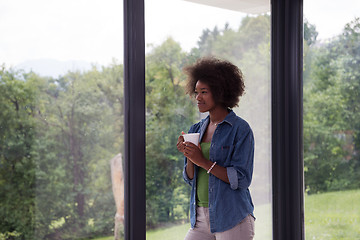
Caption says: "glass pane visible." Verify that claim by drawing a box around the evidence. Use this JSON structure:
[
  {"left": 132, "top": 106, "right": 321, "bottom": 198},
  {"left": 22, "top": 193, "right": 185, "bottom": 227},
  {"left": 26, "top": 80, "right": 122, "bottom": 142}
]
[
  {"left": 0, "top": 0, "right": 124, "bottom": 239},
  {"left": 145, "top": 0, "right": 271, "bottom": 239},
  {"left": 303, "top": 1, "right": 360, "bottom": 239}
]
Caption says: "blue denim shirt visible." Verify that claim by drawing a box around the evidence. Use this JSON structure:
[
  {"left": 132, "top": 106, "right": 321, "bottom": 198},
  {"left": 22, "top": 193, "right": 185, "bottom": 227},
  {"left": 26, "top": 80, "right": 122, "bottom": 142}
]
[{"left": 183, "top": 110, "right": 255, "bottom": 233}]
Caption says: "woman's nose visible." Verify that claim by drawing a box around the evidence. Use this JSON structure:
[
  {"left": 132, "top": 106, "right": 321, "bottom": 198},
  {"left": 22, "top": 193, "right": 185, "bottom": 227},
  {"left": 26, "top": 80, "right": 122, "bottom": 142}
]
[{"left": 195, "top": 93, "right": 201, "bottom": 100}]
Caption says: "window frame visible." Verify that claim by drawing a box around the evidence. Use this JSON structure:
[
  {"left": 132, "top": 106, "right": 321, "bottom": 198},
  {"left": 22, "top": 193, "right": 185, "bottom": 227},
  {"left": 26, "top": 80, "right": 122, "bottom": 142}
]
[
  {"left": 271, "top": 0, "right": 304, "bottom": 239},
  {"left": 124, "top": 0, "right": 146, "bottom": 239},
  {"left": 123, "top": 0, "right": 305, "bottom": 239}
]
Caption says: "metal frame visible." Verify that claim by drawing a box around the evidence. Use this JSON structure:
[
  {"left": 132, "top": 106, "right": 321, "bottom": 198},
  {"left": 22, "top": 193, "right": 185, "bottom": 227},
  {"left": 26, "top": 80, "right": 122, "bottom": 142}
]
[
  {"left": 124, "top": 0, "right": 146, "bottom": 239},
  {"left": 123, "top": 0, "right": 305, "bottom": 239},
  {"left": 271, "top": 0, "right": 304, "bottom": 239}
]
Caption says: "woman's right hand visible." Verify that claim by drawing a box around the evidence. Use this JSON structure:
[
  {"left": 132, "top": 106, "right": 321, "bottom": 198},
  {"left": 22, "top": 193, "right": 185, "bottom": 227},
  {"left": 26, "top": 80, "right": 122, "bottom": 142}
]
[
  {"left": 177, "top": 134, "right": 186, "bottom": 153},
  {"left": 178, "top": 131, "right": 195, "bottom": 179}
]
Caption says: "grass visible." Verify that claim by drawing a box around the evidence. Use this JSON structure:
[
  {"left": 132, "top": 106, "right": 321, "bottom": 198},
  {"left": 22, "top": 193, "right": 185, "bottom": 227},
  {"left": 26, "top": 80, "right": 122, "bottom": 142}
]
[
  {"left": 88, "top": 224, "right": 188, "bottom": 240},
  {"left": 91, "top": 237, "right": 113, "bottom": 240},
  {"left": 93, "top": 189, "right": 360, "bottom": 240},
  {"left": 146, "top": 223, "right": 189, "bottom": 240},
  {"left": 304, "top": 189, "right": 360, "bottom": 240}
]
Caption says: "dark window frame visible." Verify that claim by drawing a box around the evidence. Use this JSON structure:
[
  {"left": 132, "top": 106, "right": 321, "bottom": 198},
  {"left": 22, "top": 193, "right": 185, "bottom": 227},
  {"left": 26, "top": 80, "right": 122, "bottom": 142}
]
[
  {"left": 123, "top": 0, "right": 304, "bottom": 239},
  {"left": 271, "top": 0, "right": 304, "bottom": 239},
  {"left": 124, "top": 0, "right": 145, "bottom": 239}
]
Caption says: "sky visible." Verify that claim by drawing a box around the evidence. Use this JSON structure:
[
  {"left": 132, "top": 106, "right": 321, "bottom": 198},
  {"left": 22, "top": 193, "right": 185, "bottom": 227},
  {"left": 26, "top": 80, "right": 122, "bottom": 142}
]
[{"left": 0, "top": 0, "right": 359, "bottom": 71}]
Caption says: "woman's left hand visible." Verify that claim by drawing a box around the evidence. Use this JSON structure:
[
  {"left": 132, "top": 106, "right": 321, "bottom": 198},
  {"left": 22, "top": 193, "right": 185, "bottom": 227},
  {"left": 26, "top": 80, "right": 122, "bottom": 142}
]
[
  {"left": 183, "top": 142, "right": 207, "bottom": 167},
  {"left": 185, "top": 142, "right": 230, "bottom": 184}
]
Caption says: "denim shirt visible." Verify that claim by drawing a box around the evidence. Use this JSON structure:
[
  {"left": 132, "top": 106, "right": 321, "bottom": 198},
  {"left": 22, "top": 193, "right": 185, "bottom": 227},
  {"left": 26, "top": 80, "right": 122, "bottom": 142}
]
[{"left": 182, "top": 110, "right": 255, "bottom": 233}]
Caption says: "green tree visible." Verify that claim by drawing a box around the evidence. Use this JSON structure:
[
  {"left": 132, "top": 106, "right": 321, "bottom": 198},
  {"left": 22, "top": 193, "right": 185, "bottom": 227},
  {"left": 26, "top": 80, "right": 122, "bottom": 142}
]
[
  {"left": 304, "top": 19, "right": 318, "bottom": 46},
  {"left": 303, "top": 19, "right": 319, "bottom": 84},
  {"left": 1, "top": 61, "right": 124, "bottom": 239},
  {"left": 303, "top": 17, "right": 360, "bottom": 193},
  {"left": 0, "top": 67, "right": 37, "bottom": 239},
  {"left": 33, "top": 64, "right": 124, "bottom": 238},
  {"left": 197, "top": 26, "right": 220, "bottom": 56},
  {"left": 145, "top": 38, "right": 197, "bottom": 228}
]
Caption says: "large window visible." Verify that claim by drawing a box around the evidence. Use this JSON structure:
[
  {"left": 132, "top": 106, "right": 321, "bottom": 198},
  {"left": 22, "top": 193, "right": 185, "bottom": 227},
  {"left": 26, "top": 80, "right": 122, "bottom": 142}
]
[
  {"left": 303, "top": 0, "right": 360, "bottom": 239},
  {"left": 144, "top": 0, "right": 271, "bottom": 239},
  {"left": 0, "top": 0, "right": 124, "bottom": 239},
  {"left": 3, "top": 0, "right": 330, "bottom": 239}
]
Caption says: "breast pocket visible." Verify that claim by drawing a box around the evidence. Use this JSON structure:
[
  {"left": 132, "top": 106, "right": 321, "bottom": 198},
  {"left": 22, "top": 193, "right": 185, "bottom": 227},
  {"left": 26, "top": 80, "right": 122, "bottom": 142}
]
[{"left": 218, "top": 145, "right": 234, "bottom": 164}]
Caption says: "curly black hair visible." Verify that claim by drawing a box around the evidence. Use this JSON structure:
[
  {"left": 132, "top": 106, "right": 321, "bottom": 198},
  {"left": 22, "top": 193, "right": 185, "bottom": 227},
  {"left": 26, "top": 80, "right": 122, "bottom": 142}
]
[{"left": 183, "top": 57, "right": 245, "bottom": 109}]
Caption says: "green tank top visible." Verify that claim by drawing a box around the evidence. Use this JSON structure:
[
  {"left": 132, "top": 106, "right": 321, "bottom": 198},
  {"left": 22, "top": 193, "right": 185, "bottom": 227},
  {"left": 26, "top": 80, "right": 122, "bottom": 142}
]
[{"left": 196, "top": 142, "right": 211, "bottom": 207}]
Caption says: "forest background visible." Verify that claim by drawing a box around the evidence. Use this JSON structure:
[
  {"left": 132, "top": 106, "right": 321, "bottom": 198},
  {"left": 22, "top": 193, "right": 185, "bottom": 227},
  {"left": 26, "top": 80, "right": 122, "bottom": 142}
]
[{"left": 1, "top": 15, "right": 360, "bottom": 239}]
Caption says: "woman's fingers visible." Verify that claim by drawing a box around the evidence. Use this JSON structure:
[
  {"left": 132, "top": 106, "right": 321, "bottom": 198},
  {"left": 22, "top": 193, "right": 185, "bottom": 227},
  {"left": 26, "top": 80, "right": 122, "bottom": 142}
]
[
  {"left": 177, "top": 135, "right": 186, "bottom": 153},
  {"left": 184, "top": 142, "right": 197, "bottom": 149},
  {"left": 177, "top": 133, "right": 200, "bottom": 157},
  {"left": 183, "top": 142, "right": 200, "bottom": 157},
  {"left": 177, "top": 142, "right": 185, "bottom": 152}
]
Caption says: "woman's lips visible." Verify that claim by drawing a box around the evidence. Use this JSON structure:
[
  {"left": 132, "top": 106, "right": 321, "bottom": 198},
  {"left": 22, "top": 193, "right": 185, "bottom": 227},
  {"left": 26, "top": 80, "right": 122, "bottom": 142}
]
[{"left": 197, "top": 102, "right": 206, "bottom": 110}]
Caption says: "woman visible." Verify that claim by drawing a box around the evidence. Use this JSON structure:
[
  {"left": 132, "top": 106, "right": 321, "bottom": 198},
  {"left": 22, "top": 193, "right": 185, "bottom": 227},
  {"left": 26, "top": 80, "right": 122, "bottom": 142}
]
[{"left": 177, "top": 57, "right": 255, "bottom": 240}]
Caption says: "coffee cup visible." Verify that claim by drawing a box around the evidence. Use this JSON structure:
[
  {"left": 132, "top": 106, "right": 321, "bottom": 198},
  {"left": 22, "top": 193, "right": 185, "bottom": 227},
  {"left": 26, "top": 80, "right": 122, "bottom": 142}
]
[{"left": 182, "top": 133, "right": 200, "bottom": 145}]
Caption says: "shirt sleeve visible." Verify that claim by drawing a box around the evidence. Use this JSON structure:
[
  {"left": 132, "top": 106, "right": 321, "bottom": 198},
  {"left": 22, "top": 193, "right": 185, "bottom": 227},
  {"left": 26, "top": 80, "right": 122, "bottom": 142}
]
[
  {"left": 183, "top": 157, "right": 194, "bottom": 186},
  {"left": 226, "top": 127, "right": 254, "bottom": 190}
]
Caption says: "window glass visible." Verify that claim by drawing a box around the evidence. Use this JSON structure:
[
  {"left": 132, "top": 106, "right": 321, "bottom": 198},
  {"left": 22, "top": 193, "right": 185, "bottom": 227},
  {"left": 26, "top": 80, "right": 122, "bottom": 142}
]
[
  {"left": 303, "top": 1, "right": 360, "bottom": 239},
  {"left": 0, "top": 0, "right": 124, "bottom": 239},
  {"left": 145, "top": 0, "right": 271, "bottom": 239}
]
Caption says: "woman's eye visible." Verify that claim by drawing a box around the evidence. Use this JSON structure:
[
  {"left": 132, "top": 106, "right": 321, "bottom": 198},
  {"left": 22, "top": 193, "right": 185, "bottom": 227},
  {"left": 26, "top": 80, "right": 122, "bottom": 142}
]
[{"left": 194, "top": 90, "right": 207, "bottom": 96}]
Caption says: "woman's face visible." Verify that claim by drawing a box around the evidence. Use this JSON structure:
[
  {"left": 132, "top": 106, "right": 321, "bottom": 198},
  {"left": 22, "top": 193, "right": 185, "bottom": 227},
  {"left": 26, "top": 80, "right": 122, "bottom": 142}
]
[{"left": 194, "top": 80, "right": 217, "bottom": 113}]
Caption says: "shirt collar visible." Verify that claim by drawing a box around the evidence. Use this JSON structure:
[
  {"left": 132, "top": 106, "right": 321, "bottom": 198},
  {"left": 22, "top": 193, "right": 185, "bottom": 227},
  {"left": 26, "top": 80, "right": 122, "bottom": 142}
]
[
  {"left": 199, "top": 110, "right": 236, "bottom": 142},
  {"left": 222, "top": 110, "right": 236, "bottom": 127},
  {"left": 200, "top": 110, "right": 236, "bottom": 135},
  {"left": 206, "top": 109, "right": 236, "bottom": 127}
]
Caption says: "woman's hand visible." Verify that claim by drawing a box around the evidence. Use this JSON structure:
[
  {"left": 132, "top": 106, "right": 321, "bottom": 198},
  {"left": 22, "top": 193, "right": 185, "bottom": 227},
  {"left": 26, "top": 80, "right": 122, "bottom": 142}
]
[
  {"left": 183, "top": 142, "right": 207, "bottom": 168},
  {"left": 185, "top": 142, "right": 229, "bottom": 183},
  {"left": 177, "top": 132, "right": 229, "bottom": 184},
  {"left": 177, "top": 132, "right": 196, "bottom": 179},
  {"left": 176, "top": 134, "right": 186, "bottom": 153},
  {"left": 177, "top": 133, "right": 205, "bottom": 166}
]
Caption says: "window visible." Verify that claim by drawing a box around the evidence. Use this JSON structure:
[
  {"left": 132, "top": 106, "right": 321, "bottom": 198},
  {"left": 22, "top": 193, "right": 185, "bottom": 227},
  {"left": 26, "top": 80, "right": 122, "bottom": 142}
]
[
  {"left": 303, "top": 1, "right": 360, "bottom": 238},
  {"left": 125, "top": 0, "right": 305, "bottom": 239},
  {"left": 144, "top": 0, "right": 271, "bottom": 239},
  {"left": 0, "top": 1, "right": 124, "bottom": 239},
  {"left": 1, "top": 0, "right": 308, "bottom": 239}
]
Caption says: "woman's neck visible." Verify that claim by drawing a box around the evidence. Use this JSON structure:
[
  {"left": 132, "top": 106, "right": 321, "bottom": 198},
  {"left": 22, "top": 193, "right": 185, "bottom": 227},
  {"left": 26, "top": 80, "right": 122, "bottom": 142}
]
[{"left": 209, "top": 107, "right": 229, "bottom": 125}]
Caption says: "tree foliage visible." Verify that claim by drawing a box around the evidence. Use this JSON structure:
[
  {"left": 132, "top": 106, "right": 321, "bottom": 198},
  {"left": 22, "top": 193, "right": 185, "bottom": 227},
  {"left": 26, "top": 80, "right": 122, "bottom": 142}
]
[
  {"left": 0, "top": 68, "right": 36, "bottom": 239},
  {"left": 304, "top": 17, "right": 360, "bottom": 193},
  {"left": 0, "top": 63, "right": 124, "bottom": 239},
  {"left": 145, "top": 38, "right": 197, "bottom": 227}
]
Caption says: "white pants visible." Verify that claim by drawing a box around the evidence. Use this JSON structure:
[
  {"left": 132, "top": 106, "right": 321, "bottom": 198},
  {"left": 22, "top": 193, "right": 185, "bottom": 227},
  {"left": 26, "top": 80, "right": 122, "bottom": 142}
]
[{"left": 184, "top": 207, "right": 255, "bottom": 240}]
